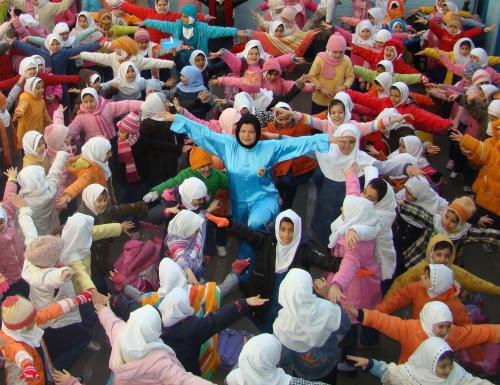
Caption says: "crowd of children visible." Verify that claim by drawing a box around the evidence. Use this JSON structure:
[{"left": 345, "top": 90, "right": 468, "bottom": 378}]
[{"left": 0, "top": 0, "right": 499, "bottom": 384}]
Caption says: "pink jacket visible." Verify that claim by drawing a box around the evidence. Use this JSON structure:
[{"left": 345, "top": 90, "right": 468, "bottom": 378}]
[
  {"left": 0, "top": 181, "right": 25, "bottom": 285},
  {"left": 259, "top": 0, "right": 317, "bottom": 29},
  {"left": 69, "top": 99, "right": 142, "bottom": 142},
  {"left": 439, "top": 54, "right": 500, "bottom": 84},
  {"left": 98, "top": 307, "right": 214, "bottom": 385},
  {"left": 326, "top": 171, "right": 382, "bottom": 323},
  {"left": 44, "top": 84, "right": 63, "bottom": 118},
  {"left": 297, "top": 114, "right": 389, "bottom": 137},
  {"left": 222, "top": 49, "right": 294, "bottom": 76},
  {"left": 54, "top": 0, "right": 77, "bottom": 27},
  {"left": 11, "top": 16, "right": 48, "bottom": 38},
  {"left": 217, "top": 75, "right": 314, "bottom": 94}
]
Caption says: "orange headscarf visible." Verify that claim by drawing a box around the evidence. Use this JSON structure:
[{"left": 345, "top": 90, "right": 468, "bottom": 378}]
[{"left": 0, "top": 93, "right": 17, "bottom": 166}]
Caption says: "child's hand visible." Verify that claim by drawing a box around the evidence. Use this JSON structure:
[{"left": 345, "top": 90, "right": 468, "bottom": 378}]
[
  {"left": 156, "top": 110, "right": 176, "bottom": 122},
  {"left": 405, "top": 165, "right": 424, "bottom": 177},
  {"left": 56, "top": 194, "right": 72, "bottom": 206},
  {"left": 478, "top": 215, "right": 494, "bottom": 228},
  {"left": 198, "top": 90, "right": 211, "bottom": 103},
  {"left": 164, "top": 204, "right": 181, "bottom": 216},
  {"left": 345, "top": 228, "right": 358, "bottom": 249},
  {"left": 52, "top": 369, "right": 73, "bottom": 385},
  {"left": 346, "top": 355, "right": 369, "bottom": 368},
  {"left": 425, "top": 145, "right": 440, "bottom": 155},
  {"left": 390, "top": 113, "right": 414, "bottom": 124},
  {"left": 448, "top": 94, "right": 459, "bottom": 102},
  {"left": 164, "top": 77, "right": 176, "bottom": 88},
  {"left": 366, "top": 144, "right": 380, "bottom": 157},
  {"left": 208, "top": 77, "right": 220, "bottom": 87},
  {"left": 343, "top": 303, "right": 359, "bottom": 318},
  {"left": 68, "top": 87, "right": 81, "bottom": 94},
  {"left": 343, "top": 162, "right": 359, "bottom": 175},
  {"left": 57, "top": 104, "right": 67, "bottom": 112},
  {"left": 449, "top": 127, "right": 464, "bottom": 143},
  {"left": 246, "top": 295, "right": 269, "bottom": 307},
  {"left": 484, "top": 24, "right": 496, "bottom": 33},
  {"left": 93, "top": 292, "right": 110, "bottom": 312},
  {"left": 3, "top": 166, "right": 18, "bottom": 181},
  {"left": 121, "top": 221, "right": 135, "bottom": 236},
  {"left": 321, "top": 20, "right": 333, "bottom": 30},
  {"left": 12, "top": 110, "right": 24, "bottom": 121},
  {"left": 12, "top": 195, "right": 27, "bottom": 209},
  {"left": 184, "top": 268, "right": 199, "bottom": 285},
  {"left": 208, "top": 49, "right": 224, "bottom": 60},
  {"left": 206, "top": 199, "right": 221, "bottom": 214},
  {"left": 313, "top": 277, "right": 330, "bottom": 298},
  {"left": 61, "top": 269, "right": 73, "bottom": 282},
  {"left": 327, "top": 283, "right": 345, "bottom": 303}
]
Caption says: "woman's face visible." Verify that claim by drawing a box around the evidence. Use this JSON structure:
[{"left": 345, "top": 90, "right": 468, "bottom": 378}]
[
  {"left": 265, "top": 70, "right": 279, "bottom": 84},
  {"left": 34, "top": 82, "right": 45, "bottom": 98},
  {"left": 274, "top": 25, "right": 285, "bottom": 38},
  {"left": 359, "top": 28, "right": 372, "bottom": 40},
  {"left": 194, "top": 54, "right": 206, "bottom": 70},
  {"left": 238, "top": 123, "right": 257, "bottom": 146},
  {"left": 435, "top": 357, "right": 453, "bottom": 379},
  {"left": 279, "top": 220, "right": 294, "bottom": 245},
  {"left": 384, "top": 46, "right": 396, "bottom": 61},
  {"left": 392, "top": 23, "right": 403, "bottom": 33},
  {"left": 431, "top": 321, "right": 451, "bottom": 338},
  {"left": 94, "top": 191, "right": 109, "bottom": 214},
  {"left": 247, "top": 47, "right": 260, "bottom": 65},
  {"left": 156, "top": 0, "right": 168, "bottom": 13},
  {"left": 362, "top": 184, "right": 379, "bottom": 203},
  {"left": 138, "top": 40, "right": 149, "bottom": 50},
  {"left": 36, "top": 137, "right": 46, "bottom": 155},
  {"left": 59, "top": 31, "right": 69, "bottom": 42},
  {"left": 441, "top": 210, "right": 459, "bottom": 232},
  {"left": 337, "top": 136, "right": 356, "bottom": 155},
  {"left": 126, "top": 66, "right": 136, "bottom": 82},
  {"left": 78, "top": 15, "right": 89, "bottom": 29},
  {"left": 459, "top": 43, "right": 471, "bottom": 56},
  {"left": 329, "top": 104, "right": 345, "bottom": 125},
  {"left": 389, "top": 88, "right": 401, "bottom": 106},
  {"left": 82, "top": 94, "right": 97, "bottom": 110},
  {"left": 25, "top": 66, "right": 37, "bottom": 77},
  {"left": 50, "top": 40, "right": 61, "bottom": 53}
]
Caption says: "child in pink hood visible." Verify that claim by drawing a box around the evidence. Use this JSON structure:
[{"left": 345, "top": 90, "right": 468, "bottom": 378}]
[
  {"left": 259, "top": 0, "right": 316, "bottom": 29},
  {"left": 94, "top": 297, "right": 214, "bottom": 385},
  {"left": 178, "top": 106, "right": 241, "bottom": 135},
  {"left": 69, "top": 87, "right": 142, "bottom": 142}
]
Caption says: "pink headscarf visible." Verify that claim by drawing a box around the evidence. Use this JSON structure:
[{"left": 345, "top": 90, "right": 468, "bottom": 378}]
[
  {"left": 318, "top": 33, "right": 346, "bottom": 80},
  {"left": 218, "top": 108, "right": 241, "bottom": 135},
  {"left": 44, "top": 123, "right": 71, "bottom": 161}
]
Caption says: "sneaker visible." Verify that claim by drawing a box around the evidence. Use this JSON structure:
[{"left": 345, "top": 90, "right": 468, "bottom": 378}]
[
  {"left": 216, "top": 245, "right": 227, "bottom": 258},
  {"left": 446, "top": 159, "right": 454, "bottom": 170},
  {"left": 463, "top": 186, "right": 472, "bottom": 192},
  {"left": 337, "top": 361, "right": 356, "bottom": 372},
  {"left": 449, "top": 171, "right": 459, "bottom": 179}
]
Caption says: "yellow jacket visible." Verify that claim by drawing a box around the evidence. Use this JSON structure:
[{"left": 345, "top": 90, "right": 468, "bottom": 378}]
[
  {"left": 387, "top": 234, "right": 500, "bottom": 297},
  {"left": 309, "top": 55, "right": 354, "bottom": 107},
  {"left": 418, "top": 6, "right": 472, "bottom": 18},
  {"left": 70, "top": 223, "right": 122, "bottom": 293},
  {"left": 15, "top": 92, "right": 51, "bottom": 147},
  {"left": 22, "top": 154, "right": 50, "bottom": 174}
]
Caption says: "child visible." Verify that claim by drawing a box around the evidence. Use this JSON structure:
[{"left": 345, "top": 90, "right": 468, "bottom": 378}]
[
  {"left": 388, "top": 234, "right": 500, "bottom": 296},
  {"left": 17, "top": 151, "right": 68, "bottom": 235},
  {"left": 309, "top": 33, "right": 354, "bottom": 113},
  {"left": 348, "top": 337, "right": 495, "bottom": 384},
  {"left": 188, "top": 49, "right": 228, "bottom": 87},
  {"left": 116, "top": 111, "right": 141, "bottom": 184},
  {"left": 0, "top": 85, "right": 23, "bottom": 168},
  {"left": 13, "top": 77, "right": 51, "bottom": 145},
  {"left": 69, "top": 87, "right": 142, "bottom": 142},
  {"left": 273, "top": 268, "right": 350, "bottom": 383},
  {"left": 11, "top": 0, "right": 73, "bottom": 31},
  {"left": 159, "top": 287, "right": 267, "bottom": 376},
  {"left": 208, "top": 209, "right": 340, "bottom": 332},
  {"left": 175, "top": 65, "right": 211, "bottom": 119},
  {"left": 94, "top": 300, "right": 212, "bottom": 384},
  {"left": 396, "top": 175, "right": 448, "bottom": 213},
  {"left": 0, "top": 294, "right": 92, "bottom": 383},
  {"left": 22, "top": 130, "right": 49, "bottom": 173},
  {"left": 44, "top": 106, "right": 73, "bottom": 163}
]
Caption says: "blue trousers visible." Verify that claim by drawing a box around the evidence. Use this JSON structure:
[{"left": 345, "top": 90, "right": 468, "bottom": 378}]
[{"left": 232, "top": 196, "right": 279, "bottom": 283}]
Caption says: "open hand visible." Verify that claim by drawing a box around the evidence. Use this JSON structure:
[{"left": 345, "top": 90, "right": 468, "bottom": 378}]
[
  {"left": 52, "top": 369, "right": 73, "bottom": 385},
  {"left": 12, "top": 195, "right": 27, "bottom": 209},
  {"left": 449, "top": 127, "right": 464, "bottom": 142},
  {"left": 345, "top": 228, "right": 359, "bottom": 249},
  {"left": 346, "top": 355, "right": 369, "bottom": 368},
  {"left": 120, "top": 220, "right": 135, "bottom": 236},
  {"left": 327, "top": 283, "right": 345, "bottom": 303},
  {"left": 246, "top": 294, "right": 269, "bottom": 306}
]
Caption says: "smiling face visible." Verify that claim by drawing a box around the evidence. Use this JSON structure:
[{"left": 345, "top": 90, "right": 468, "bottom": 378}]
[
  {"left": 431, "top": 246, "right": 453, "bottom": 265},
  {"left": 384, "top": 46, "right": 397, "bottom": 61},
  {"left": 94, "top": 190, "right": 109, "bottom": 214},
  {"left": 275, "top": 108, "right": 292, "bottom": 126},
  {"left": 273, "top": 24, "right": 285, "bottom": 38},
  {"left": 82, "top": 94, "right": 97, "bottom": 110},
  {"left": 194, "top": 53, "right": 206, "bottom": 70},
  {"left": 238, "top": 123, "right": 257, "bottom": 146},
  {"left": 138, "top": 40, "right": 149, "bottom": 50},
  {"left": 265, "top": 70, "right": 279, "bottom": 84},
  {"left": 125, "top": 65, "right": 136, "bottom": 82},
  {"left": 279, "top": 219, "right": 294, "bottom": 245},
  {"left": 36, "top": 137, "right": 46, "bottom": 155},
  {"left": 195, "top": 163, "right": 212, "bottom": 177},
  {"left": 34, "top": 81, "right": 45, "bottom": 98},
  {"left": 432, "top": 321, "right": 451, "bottom": 338},
  {"left": 392, "top": 23, "right": 403, "bottom": 33},
  {"left": 246, "top": 47, "right": 261, "bottom": 65}
]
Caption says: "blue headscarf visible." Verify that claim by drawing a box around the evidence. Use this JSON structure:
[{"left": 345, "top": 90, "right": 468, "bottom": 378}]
[
  {"left": 389, "top": 18, "right": 407, "bottom": 33},
  {"left": 177, "top": 66, "right": 207, "bottom": 93}
]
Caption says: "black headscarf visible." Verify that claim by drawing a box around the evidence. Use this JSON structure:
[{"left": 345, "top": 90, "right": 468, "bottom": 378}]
[{"left": 235, "top": 114, "right": 261, "bottom": 149}]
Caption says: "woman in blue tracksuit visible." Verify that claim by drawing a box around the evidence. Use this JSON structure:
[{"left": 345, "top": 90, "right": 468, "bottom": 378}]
[
  {"left": 158, "top": 111, "right": 335, "bottom": 282},
  {"left": 144, "top": 4, "right": 244, "bottom": 66}
]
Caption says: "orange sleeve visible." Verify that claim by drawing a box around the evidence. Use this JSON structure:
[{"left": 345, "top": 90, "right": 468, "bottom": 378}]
[
  {"left": 363, "top": 309, "right": 414, "bottom": 342},
  {"left": 448, "top": 299, "right": 471, "bottom": 327},
  {"left": 63, "top": 170, "right": 93, "bottom": 199},
  {"left": 35, "top": 298, "right": 76, "bottom": 326},
  {"left": 376, "top": 283, "right": 416, "bottom": 315},
  {"left": 460, "top": 135, "right": 491, "bottom": 166},
  {"left": 448, "top": 324, "right": 500, "bottom": 350}
]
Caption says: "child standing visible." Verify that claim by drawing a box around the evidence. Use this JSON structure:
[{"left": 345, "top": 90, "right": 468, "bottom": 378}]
[{"left": 22, "top": 131, "right": 50, "bottom": 174}]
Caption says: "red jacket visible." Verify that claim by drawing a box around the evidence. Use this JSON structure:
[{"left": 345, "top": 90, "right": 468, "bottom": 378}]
[
  {"left": 348, "top": 90, "right": 451, "bottom": 133},
  {"left": 429, "top": 21, "right": 483, "bottom": 51},
  {"left": 0, "top": 72, "right": 79, "bottom": 92}
]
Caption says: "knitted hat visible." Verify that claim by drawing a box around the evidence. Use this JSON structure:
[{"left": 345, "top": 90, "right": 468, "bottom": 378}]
[
  {"left": 444, "top": 12, "right": 461, "bottom": 28},
  {"left": 134, "top": 28, "right": 150, "bottom": 42},
  {"left": 111, "top": 36, "right": 139, "bottom": 56},
  {"left": 326, "top": 33, "right": 347, "bottom": 52},
  {"left": 463, "top": 61, "right": 482, "bottom": 78},
  {"left": 117, "top": 112, "right": 140, "bottom": 135},
  {"left": 2, "top": 296, "right": 37, "bottom": 330},
  {"left": 262, "top": 56, "right": 281, "bottom": 75},
  {"left": 472, "top": 69, "right": 491, "bottom": 85},
  {"left": 189, "top": 146, "right": 213, "bottom": 169},
  {"left": 448, "top": 196, "right": 475, "bottom": 224},
  {"left": 383, "top": 39, "right": 404, "bottom": 56},
  {"left": 181, "top": 4, "right": 197, "bottom": 19},
  {"left": 25, "top": 236, "right": 64, "bottom": 268}
]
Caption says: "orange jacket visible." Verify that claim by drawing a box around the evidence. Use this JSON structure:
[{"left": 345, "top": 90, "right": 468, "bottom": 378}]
[
  {"left": 64, "top": 155, "right": 107, "bottom": 200},
  {"left": 264, "top": 120, "right": 317, "bottom": 177},
  {"left": 363, "top": 309, "right": 500, "bottom": 363},
  {"left": 376, "top": 282, "right": 470, "bottom": 327},
  {"left": 460, "top": 123, "right": 500, "bottom": 216}
]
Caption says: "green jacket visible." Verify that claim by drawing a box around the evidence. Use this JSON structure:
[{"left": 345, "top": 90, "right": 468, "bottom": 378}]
[{"left": 354, "top": 65, "right": 422, "bottom": 85}]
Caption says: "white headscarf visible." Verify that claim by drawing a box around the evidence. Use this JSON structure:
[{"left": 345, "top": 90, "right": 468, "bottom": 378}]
[
  {"left": 44, "top": 34, "right": 62, "bottom": 54},
  {"left": 17, "top": 166, "right": 48, "bottom": 196},
  {"left": 374, "top": 29, "right": 392, "bottom": 44},
  {"left": 60, "top": 213, "right": 94, "bottom": 265},
  {"left": 375, "top": 72, "right": 393, "bottom": 97},
  {"left": 234, "top": 92, "right": 256, "bottom": 114},
  {"left": 116, "top": 61, "right": 143, "bottom": 96},
  {"left": 178, "top": 177, "right": 207, "bottom": 210},
  {"left": 274, "top": 210, "right": 301, "bottom": 274},
  {"left": 118, "top": 305, "right": 175, "bottom": 363},
  {"left": 140, "top": 92, "right": 166, "bottom": 121},
  {"left": 167, "top": 209, "right": 204, "bottom": 239},
  {"left": 24, "top": 77, "right": 43, "bottom": 97},
  {"left": 18, "top": 57, "right": 38, "bottom": 76},
  {"left": 444, "top": 1, "right": 458, "bottom": 13},
  {"left": 158, "top": 287, "right": 194, "bottom": 327},
  {"left": 0, "top": 206, "right": 8, "bottom": 231},
  {"left": 252, "top": 88, "right": 274, "bottom": 110},
  {"left": 81, "top": 87, "right": 99, "bottom": 103},
  {"left": 328, "top": 91, "right": 353, "bottom": 124},
  {"left": 226, "top": 334, "right": 292, "bottom": 385},
  {"left": 419, "top": 301, "right": 453, "bottom": 338},
  {"left": 427, "top": 264, "right": 454, "bottom": 298},
  {"left": 389, "top": 135, "right": 428, "bottom": 168},
  {"left": 479, "top": 84, "right": 498, "bottom": 100},
  {"left": 400, "top": 337, "right": 470, "bottom": 385},
  {"left": 237, "top": 40, "right": 270, "bottom": 61},
  {"left": 403, "top": 176, "right": 447, "bottom": 214},
  {"left": 316, "top": 123, "right": 376, "bottom": 182},
  {"left": 19, "top": 14, "right": 40, "bottom": 28},
  {"left": 329, "top": 195, "right": 380, "bottom": 247},
  {"left": 268, "top": 20, "right": 286, "bottom": 36},
  {"left": 53, "top": 22, "right": 76, "bottom": 47},
  {"left": 81, "top": 137, "right": 112, "bottom": 180},
  {"left": 452, "top": 38, "right": 474, "bottom": 65},
  {"left": 469, "top": 48, "right": 488, "bottom": 68},
  {"left": 22, "top": 131, "right": 45, "bottom": 157},
  {"left": 353, "top": 19, "right": 375, "bottom": 47},
  {"left": 75, "top": 11, "right": 97, "bottom": 31},
  {"left": 188, "top": 50, "right": 207, "bottom": 71},
  {"left": 273, "top": 268, "right": 342, "bottom": 353},
  {"left": 391, "top": 82, "right": 410, "bottom": 107},
  {"left": 368, "top": 7, "right": 385, "bottom": 30},
  {"left": 157, "top": 258, "right": 188, "bottom": 298},
  {"left": 31, "top": 55, "right": 45, "bottom": 71},
  {"left": 486, "top": 100, "right": 500, "bottom": 136},
  {"left": 377, "top": 59, "right": 394, "bottom": 75},
  {"left": 82, "top": 184, "right": 107, "bottom": 216}
]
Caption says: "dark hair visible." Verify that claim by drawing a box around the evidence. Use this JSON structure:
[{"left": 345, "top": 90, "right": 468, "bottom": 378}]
[
  {"left": 97, "top": 189, "right": 109, "bottom": 201},
  {"left": 367, "top": 178, "right": 388, "bottom": 203},
  {"left": 235, "top": 114, "right": 261, "bottom": 149},
  {"left": 328, "top": 99, "right": 346, "bottom": 112},
  {"left": 438, "top": 350, "right": 455, "bottom": 364},
  {"left": 433, "top": 241, "right": 453, "bottom": 253},
  {"left": 459, "top": 40, "right": 472, "bottom": 49},
  {"left": 280, "top": 217, "right": 294, "bottom": 226}
]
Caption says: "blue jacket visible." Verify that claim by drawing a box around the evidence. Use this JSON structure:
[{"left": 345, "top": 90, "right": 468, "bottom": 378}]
[
  {"left": 12, "top": 40, "right": 100, "bottom": 75},
  {"left": 170, "top": 114, "right": 331, "bottom": 204}
]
